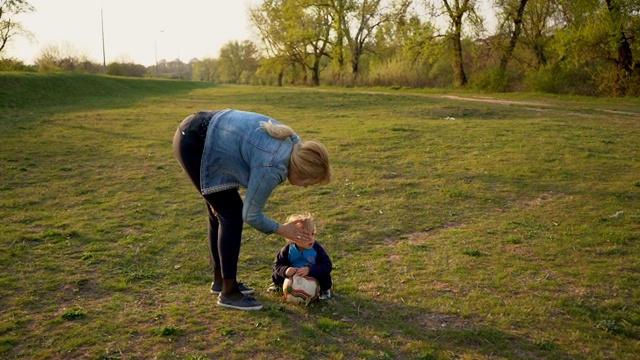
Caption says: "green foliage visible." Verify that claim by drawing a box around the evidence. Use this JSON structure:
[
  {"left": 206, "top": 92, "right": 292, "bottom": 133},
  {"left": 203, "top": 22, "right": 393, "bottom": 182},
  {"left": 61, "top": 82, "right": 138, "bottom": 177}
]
[
  {"left": 157, "top": 324, "right": 184, "bottom": 337},
  {"left": 549, "top": 0, "right": 640, "bottom": 96},
  {"left": 192, "top": 58, "right": 218, "bottom": 82},
  {"left": 462, "top": 249, "right": 483, "bottom": 257},
  {"left": 218, "top": 40, "right": 259, "bottom": 84},
  {"left": 61, "top": 308, "right": 87, "bottom": 321},
  {"left": 593, "top": 65, "right": 640, "bottom": 97},
  {"left": 369, "top": 56, "right": 432, "bottom": 88},
  {"left": 219, "top": 326, "right": 237, "bottom": 336},
  {"left": 4, "top": 0, "right": 639, "bottom": 94},
  {"left": 427, "top": 57, "right": 455, "bottom": 87},
  {"left": 31, "top": 43, "right": 105, "bottom": 74},
  {"left": 524, "top": 64, "right": 595, "bottom": 95},
  {"left": 472, "top": 68, "right": 511, "bottom": 92},
  {"left": 106, "top": 62, "right": 146, "bottom": 78},
  {"left": 0, "top": 57, "right": 34, "bottom": 71},
  {"left": 152, "top": 59, "right": 193, "bottom": 80}
]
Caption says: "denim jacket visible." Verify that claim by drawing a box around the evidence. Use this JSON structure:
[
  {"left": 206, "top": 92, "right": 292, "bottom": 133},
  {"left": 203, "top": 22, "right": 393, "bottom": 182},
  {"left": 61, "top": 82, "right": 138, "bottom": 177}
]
[{"left": 200, "top": 109, "right": 301, "bottom": 234}]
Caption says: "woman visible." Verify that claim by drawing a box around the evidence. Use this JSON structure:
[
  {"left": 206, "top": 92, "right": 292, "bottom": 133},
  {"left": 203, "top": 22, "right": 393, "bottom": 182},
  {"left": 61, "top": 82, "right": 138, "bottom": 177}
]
[{"left": 172, "top": 109, "right": 331, "bottom": 310}]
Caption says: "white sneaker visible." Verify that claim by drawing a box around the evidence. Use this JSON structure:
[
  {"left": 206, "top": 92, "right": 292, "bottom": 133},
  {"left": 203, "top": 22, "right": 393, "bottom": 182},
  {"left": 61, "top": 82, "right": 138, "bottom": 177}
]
[{"left": 319, "top": 289, "right": 332, "bottom": 300}]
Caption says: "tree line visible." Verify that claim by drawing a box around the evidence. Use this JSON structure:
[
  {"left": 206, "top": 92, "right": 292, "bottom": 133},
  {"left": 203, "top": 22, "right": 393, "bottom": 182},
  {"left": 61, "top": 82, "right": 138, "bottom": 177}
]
[
  {"left": 2, "top": 0, "right": 638, "bottom": 96},
  {"left": 248, "top": 0, "right": 639, "bottom": 96}
]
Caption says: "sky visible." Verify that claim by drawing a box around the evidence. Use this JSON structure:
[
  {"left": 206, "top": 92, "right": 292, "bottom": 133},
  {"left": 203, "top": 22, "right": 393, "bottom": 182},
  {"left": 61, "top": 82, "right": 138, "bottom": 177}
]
[{"left": 5, "top": 0, "right": 259, "bottom": 66}]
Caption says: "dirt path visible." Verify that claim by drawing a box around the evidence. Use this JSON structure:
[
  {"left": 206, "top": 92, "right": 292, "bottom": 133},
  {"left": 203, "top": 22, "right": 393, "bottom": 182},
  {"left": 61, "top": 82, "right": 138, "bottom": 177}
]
[
  {"left": 294, "top": 86, "right": 640, "bottom": 119},
  {"left": 440, "top": 95, "right": 640, "bottom": 119},
  {"left": 440, "top": 95, "right": 550, "bottom": 107}
]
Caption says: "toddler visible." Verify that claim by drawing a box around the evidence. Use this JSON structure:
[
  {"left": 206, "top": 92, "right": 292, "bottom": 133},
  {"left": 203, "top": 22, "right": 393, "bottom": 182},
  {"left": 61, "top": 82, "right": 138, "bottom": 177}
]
[{"left": 268, "top": 213, "right": 333, "bottom": 299}]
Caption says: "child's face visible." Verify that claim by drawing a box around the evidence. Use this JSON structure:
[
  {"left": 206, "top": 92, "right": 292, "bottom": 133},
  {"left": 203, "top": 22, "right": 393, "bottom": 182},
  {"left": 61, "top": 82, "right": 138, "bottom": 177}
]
[{"left": 290, "top": 227, "right": 316, "bottom": 250}]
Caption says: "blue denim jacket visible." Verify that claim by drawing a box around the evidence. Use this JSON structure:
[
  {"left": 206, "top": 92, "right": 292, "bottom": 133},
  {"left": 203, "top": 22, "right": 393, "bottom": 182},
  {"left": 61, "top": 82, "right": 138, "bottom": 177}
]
[{"left": 200, "top": 109, "right": 300, "bottom": 234}]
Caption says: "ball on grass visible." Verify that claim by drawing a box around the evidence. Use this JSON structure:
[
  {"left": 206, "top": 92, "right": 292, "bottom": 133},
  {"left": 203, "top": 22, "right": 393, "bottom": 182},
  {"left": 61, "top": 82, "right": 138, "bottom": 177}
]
[{"left": 283, "top": 275, "right": 320, "bottom": 305}]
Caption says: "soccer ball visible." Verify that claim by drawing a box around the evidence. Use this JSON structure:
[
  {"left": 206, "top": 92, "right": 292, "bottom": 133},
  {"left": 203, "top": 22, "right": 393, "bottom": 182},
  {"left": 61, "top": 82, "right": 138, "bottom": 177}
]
[{"left": 283, "top": 275, "right": 320, "bottom": 305}]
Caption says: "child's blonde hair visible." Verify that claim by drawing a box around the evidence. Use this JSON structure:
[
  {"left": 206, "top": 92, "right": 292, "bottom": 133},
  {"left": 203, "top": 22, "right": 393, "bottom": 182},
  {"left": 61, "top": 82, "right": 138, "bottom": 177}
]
[{"left": 286, "top": 213, "right": 316, "bottom": 238}]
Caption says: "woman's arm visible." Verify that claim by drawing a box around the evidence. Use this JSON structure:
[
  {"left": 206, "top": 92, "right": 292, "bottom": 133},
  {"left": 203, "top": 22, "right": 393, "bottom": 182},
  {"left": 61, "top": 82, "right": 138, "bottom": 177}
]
[
  {"left": 243, "top": 168, "right": 283, "bottom": 233},
  {"left": 244, "top": 168, "right": 314, "bottom": 244}
]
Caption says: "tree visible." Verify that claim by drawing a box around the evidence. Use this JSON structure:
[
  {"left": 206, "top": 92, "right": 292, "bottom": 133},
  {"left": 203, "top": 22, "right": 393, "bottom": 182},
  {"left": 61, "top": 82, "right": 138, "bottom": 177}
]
[
  {"left": 0, "top": 0, "right": 34, "bottom": 55},
  {"left": 192, "top": 58, "right": 218, "bottom": 82},
  {"left": 400, "top": 14, "right": 441, "bottom": 68},
  {"left": 326, "top": 0, "right": 350, "bottom": 71},
  {"left": 429, "top": 0, "right": 483, "bottom": 86},
  {"left": 494, "top": 0, "right": 529, "bottom": 74},
  {"left": 519, "top": 0, "right": 557, "bottom": 69},
  {"left": 602, "top": 0, "right": 637, "bottom": 77},
  {"left": 251, "top": 0, "right": 333, "bottom": 86},
  {"left": 553, "top": 0, "right": 640, "bottom": 95},
  {"left": 218, "top": 40, "right": 259, "bottom": 84},
  {"left": 341, "top": 0, "right": 411, "bottom": 77},
  {"left": 34, "top": 42, "right": 94, "bottom": 72},
  {"left": 250, "top": 0, "right": 295, "bottom": 85},
  {"left": 298, "top": 0, "right": 333, "bottom": 85},
  {"left": 107, "top": 62, "right": 146, "bottom": 77},
  {"left": 442, "top": 0, "right": 472, "bottom": 86}
]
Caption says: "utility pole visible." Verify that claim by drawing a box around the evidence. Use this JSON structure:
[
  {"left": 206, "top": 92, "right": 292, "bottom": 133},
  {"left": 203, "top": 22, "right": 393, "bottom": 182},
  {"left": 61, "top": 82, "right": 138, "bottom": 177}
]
[
  {"left": 155, "top": 30, "right": 164, "bottom": 78},
  {"left": 101, "top": 9, "right": 106, "bottom": 74},
  {"left": 155, "top": 38, "right": 158, "bottom": 77}
]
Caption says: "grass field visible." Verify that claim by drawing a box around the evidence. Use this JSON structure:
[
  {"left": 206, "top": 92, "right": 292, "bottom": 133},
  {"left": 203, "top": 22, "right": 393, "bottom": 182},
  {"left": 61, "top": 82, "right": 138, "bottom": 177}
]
[{"left": 1, "top": 73, "right": 639, "bottom": 359}]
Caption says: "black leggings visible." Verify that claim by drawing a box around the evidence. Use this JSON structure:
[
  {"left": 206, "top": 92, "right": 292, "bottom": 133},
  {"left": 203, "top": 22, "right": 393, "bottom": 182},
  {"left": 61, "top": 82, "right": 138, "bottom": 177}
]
[{"left": 172, "top": 112, "right": 244, "bottom": 280}]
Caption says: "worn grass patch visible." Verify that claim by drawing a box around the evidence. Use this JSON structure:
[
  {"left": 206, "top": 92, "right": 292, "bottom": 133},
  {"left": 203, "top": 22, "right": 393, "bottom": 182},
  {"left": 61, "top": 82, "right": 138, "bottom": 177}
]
[{"left": 1, "top": 74, "right": 639, "bottom": 359}]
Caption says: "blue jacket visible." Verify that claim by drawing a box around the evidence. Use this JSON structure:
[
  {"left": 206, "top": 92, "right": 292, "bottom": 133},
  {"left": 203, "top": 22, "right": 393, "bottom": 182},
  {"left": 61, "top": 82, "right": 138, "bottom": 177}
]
[
  {"left": 200, "top": 109, "right": 301, "bottom": 234},
  {"left": 273, "top": 242, "right": 333, "bottom": 283}
]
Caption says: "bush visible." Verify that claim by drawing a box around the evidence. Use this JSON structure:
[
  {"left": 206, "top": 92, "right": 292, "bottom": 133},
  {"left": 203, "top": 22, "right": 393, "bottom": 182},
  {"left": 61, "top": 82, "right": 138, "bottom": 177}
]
[
  {"left": 368, "top": 57, "right": 431, "bottom": 88},
  {"left": 524, "top": 64, "right": 595, "bottom": 95},
  {"left": 425, "top": 58, "right": 455, "bottom": 88},
  {"left": 472, "top": 68, "right": 512, "bottom": 92},
  {"left": 107, "top": 62, "right": 147, "bottom": 78},
  {"left": 0, "top": 58, "right": 35, "bottom": 72},
  {"left": 593, "top": 66, "right": 640, "bottom": 97}
]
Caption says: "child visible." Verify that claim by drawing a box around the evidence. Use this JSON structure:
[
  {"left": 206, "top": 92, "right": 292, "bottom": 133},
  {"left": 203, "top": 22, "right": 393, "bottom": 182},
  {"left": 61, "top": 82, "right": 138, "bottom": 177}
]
[{"left": 268, "top": 213, "right": 333, "bottom": 299}]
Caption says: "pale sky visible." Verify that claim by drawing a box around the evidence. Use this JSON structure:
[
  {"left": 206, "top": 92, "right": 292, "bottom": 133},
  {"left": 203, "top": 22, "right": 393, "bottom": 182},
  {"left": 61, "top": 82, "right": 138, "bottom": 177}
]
[{"left": 5, "top": 0, "right": 259, "bottom": 66}]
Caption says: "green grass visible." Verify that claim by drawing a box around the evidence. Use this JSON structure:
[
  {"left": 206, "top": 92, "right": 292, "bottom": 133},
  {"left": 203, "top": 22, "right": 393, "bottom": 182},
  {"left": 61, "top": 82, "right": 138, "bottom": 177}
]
[{"left": 1, "top": 72, "right": 639, "bottom": 359}]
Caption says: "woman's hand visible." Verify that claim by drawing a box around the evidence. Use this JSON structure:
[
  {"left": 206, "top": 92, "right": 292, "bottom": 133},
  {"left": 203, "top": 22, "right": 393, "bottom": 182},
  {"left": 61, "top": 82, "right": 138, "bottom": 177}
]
[{"left": 276, "top": 220, "right": 314, "bottom": 247}]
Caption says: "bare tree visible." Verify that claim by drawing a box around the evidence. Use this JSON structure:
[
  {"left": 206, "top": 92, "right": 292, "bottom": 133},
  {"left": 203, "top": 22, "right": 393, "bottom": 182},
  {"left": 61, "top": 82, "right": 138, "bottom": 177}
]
[{"left": 0, "top": 0, "right": 34, "bottom": 55}]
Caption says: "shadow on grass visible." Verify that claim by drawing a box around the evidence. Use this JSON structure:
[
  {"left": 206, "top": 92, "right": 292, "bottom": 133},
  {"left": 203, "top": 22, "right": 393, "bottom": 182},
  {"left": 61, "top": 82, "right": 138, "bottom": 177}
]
[{"left": 259, "top": 292, "right": 579, "bottom": 360}]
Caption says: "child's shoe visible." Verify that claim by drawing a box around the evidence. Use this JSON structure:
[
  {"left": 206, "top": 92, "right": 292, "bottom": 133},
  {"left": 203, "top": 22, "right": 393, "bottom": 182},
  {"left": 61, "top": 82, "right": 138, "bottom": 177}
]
[
  {"left": 267, "top": 282, "right": 282, "bottom": 293},
  {"left": 319, "top": 289, "right": 331, "bottom": 300}
]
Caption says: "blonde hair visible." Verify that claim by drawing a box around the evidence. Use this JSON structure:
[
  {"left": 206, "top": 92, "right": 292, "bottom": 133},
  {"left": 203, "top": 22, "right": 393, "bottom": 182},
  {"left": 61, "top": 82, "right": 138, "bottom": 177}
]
[
  {"left": 286, "top": 213, "right": 316, "bottom": 235},
  {"left": 261, "top": 120, "right": 332, "bottom": 185},
  {"left": 260, "top": 120, "right": 295, "bottom": 139}
]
